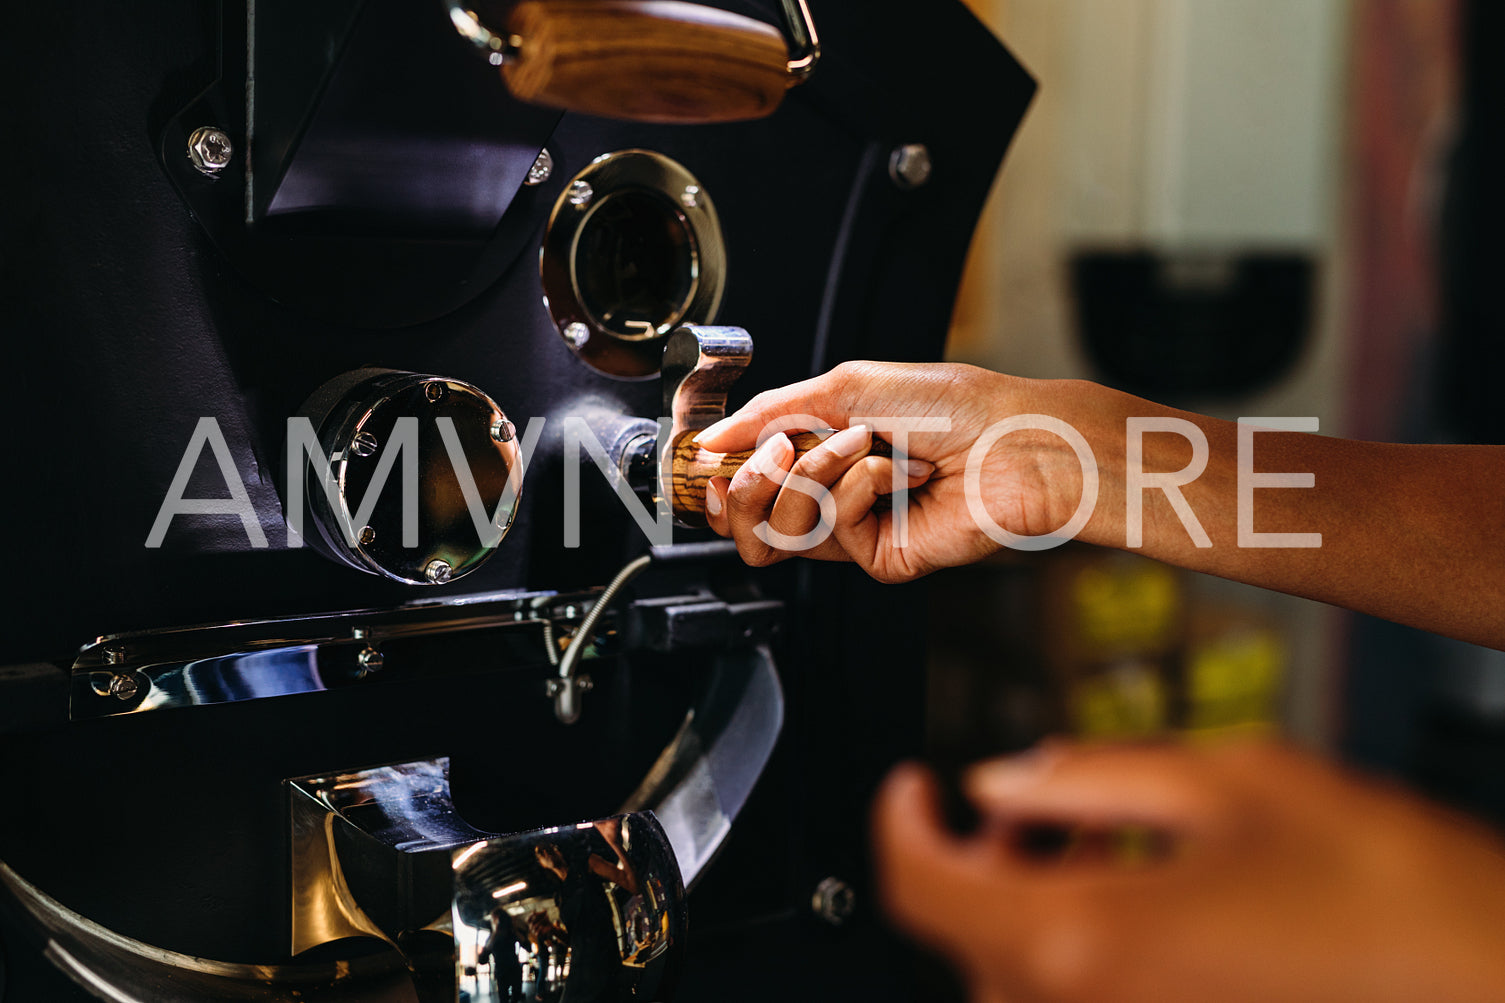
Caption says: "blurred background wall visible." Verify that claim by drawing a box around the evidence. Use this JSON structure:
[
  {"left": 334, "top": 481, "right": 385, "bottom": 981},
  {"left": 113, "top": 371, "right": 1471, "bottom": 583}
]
[{"left": 926, "top": 0, "right": 1490, "bottom": 797}]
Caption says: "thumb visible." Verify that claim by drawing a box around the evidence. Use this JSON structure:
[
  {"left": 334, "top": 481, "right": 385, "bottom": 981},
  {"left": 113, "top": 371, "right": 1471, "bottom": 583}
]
[
  {"left": 873, "top": 763, "right": 983, "bottom": 944},
  {"left": 963, "top": 742, "right": 1236, "bottom": 835}
]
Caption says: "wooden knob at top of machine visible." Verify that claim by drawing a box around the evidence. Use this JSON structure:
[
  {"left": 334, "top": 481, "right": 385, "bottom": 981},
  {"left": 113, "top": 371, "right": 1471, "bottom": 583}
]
[
  {"left": 505, "top": 1, "right": 790, "bottom": 123},
  {"left": 451, "top": 0, "right": 821, "bottom": 124}
]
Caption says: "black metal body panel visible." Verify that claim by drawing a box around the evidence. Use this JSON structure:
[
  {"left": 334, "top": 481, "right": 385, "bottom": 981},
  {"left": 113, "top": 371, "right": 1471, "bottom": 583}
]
[{"left": 0, "top": 0, "right": 1032, "bottom": 996}]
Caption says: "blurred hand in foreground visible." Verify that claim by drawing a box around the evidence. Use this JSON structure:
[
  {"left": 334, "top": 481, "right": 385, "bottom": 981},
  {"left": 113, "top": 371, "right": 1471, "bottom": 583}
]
[{"left": 873, "top": 740, "right": 1505, "bottom": 1003}]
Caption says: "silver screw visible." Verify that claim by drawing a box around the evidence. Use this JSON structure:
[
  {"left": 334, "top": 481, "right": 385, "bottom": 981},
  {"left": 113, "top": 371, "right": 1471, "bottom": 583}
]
[
  {"left": 544, "top": 679, "right": 564, "bottom": 698},
  {"left": 568, "top": 180, "right": 594, "bottom": 208},
  {"left": 424, "top": 559, "right": 454, "bottom": 584},
  {"left": 525, "top": 149, "right": 554, "bottom": 186},
  {"left": 187, "top": 126, "right": 234, "bottom": 177},
  {"left": 563, "top": 322, "right": 590, "bottom": 348},
  {"left": 357, "top": 645, "right": 385, "bottom": 676},
  {"left": 351, "top": 430, "right": 379, "bottom": 457},
  {"left": 812, "top": 876, "right": 857, "bottom": 926},
  {"left": 490, "top": 416, "right": 516, "bottom": 443},
  {"left": 424, "top": 381, "right": 448, "bottom": 403},
  {"left": 681, "top": 185, "right": 701, "bottom": 209},
  {"left": 109, "top": 673, "right": 140, "bottom": 702},
  {"left": 359, "top": 525, "right": 377, "bottom": 546},
  {"left": 888, "top": 143, "right": 933, "bottom": 190},
  {"left": 575, "top": 675, "right": 594, "bottom": 693}
]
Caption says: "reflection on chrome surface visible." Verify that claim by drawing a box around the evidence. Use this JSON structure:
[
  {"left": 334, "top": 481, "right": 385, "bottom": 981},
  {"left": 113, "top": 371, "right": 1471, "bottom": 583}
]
[
  {"left": 621, "top": 645, "right": 784, "bottom": 884},
  {"left": 292, "top": 369, "right": 525, "bottom": 587},
  {"left": 289, "top": 760, "right": 684, "bottom": 1003},
  {"left": 452, "top": 816, "right": 682, "bottom": 1003},
  {"left": 23, "top": 647, "right": 780, "bottom": 1002}
]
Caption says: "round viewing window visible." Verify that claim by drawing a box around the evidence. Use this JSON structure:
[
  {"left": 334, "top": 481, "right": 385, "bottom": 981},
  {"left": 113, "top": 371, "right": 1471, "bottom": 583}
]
[{"left": 541, "top": 150, "right": 726, "bottom": 379}]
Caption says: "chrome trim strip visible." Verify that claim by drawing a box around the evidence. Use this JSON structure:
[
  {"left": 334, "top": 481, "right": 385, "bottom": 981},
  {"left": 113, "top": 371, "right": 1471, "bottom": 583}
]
[{"left": 69, "top": 588, "right": 605, "bottom": 721}]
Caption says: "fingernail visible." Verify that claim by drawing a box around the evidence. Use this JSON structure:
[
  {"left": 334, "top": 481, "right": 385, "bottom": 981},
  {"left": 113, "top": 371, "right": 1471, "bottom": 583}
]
[
  {"left": 696, "top": 416, "right": 736, "bottom": 445},
  {"left": 752, "top": 433, "right": 794, "bottom": 478},
  {"left": 965, "top": 747, "right": 1058, "bottom": 799},
  {"left": 905, "top": 458, "right": 934, "bottom": 478},
  {"left": 705, "top": 480, "right": 724, "bottom": 516},
  {"left": 824, "top": 424, "right": 871, "bottom": 457}
]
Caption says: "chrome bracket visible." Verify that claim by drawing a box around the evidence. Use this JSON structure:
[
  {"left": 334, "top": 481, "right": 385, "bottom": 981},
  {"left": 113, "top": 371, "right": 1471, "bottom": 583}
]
[{"left": 69, "top": 537, "right": 769, "bottom": 728}]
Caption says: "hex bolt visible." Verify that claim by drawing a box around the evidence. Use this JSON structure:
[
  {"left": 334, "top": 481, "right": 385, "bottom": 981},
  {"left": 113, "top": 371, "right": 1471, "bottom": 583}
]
[
  {"left": 888, "top": 143, "right": 933, "bottom": 190},
  {"left": 525, "top": 149, "right": 554, "bottom": 186},
  {"left": 424, "top": 559, "right": 454, "bottom": 584},
  {"left": 424, "top": 381, "right": 448, "bottom": 404},
  {"left": 109, "top": 673, "right": 140, "bottom": 702},
  {"left": 568, "top": 180, "right": 594, "bottom": 207},
  {"left": 563, "top": 322, "right": 590, "bottom": 348},
  {"left": 491, "top": 416, "right": 517, "bottom": 443},
  {"left": 187, "top": 126, "right": 234, "bottom": 177},
  {"left": 351, "top": 430, "right": 380, "bottom": 458},
  {"left": 811, "top": 876, "right": 857, "bottom": 926},
  {"left": 357, "top": 645, "right": 385, "bottom": 676}
]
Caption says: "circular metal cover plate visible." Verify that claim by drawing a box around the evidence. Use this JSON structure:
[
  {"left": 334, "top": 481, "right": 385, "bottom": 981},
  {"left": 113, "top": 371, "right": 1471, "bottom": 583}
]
[{"left": 304, "top": 371, "right": 523, "bottom": 585}]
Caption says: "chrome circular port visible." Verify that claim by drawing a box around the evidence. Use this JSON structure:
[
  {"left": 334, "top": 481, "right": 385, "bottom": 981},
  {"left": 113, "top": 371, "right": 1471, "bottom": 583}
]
[
  {"left": 290, "top": 369, "right": 523, "bottom": 585},
  {"left": 542, "top": 150, "right": 726, "bottom": 379}
]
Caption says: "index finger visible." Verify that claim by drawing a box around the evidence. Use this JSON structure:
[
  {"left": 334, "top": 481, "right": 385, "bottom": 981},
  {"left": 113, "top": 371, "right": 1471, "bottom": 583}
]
[
  {"left": 693, "top": 370, "right": 861, "bottom": 452},
  {"left": 962, "top": 742, "right": 1239, "bottom": 836}
]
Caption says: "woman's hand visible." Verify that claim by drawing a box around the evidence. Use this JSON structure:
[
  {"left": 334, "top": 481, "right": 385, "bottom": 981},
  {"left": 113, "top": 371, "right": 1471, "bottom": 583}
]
[
  {"left": 874, "top": 740, "right": 1505, "bottom": 1003},
  {"left": 694, "top": 361, "right": 1099, "bottom": 583}
]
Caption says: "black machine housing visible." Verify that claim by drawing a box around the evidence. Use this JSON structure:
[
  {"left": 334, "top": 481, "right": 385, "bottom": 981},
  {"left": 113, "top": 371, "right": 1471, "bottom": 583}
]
[{"left": 0, "top": 1, "right": 1033, "bottom": 999}]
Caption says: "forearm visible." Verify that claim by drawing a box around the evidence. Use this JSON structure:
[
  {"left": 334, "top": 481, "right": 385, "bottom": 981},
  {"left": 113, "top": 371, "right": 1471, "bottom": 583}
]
[
  {"left": 1045, "top": 380, "right": 1505, "bottom": 648},
  {"left": 699, "top": 361, "right": 1505, "bottom": 646}
]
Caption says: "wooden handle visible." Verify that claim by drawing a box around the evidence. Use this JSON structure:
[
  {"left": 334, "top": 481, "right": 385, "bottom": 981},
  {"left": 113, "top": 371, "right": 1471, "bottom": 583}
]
[
  {"left": 669, "top": 429, "right": 895, "bottom": 526},
  {"left": 503, "top": 0, "right": 792, "bottom": 124}
]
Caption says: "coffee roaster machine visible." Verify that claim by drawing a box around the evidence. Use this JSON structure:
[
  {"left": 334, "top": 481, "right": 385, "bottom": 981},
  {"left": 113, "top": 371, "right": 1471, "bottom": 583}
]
[{"left": 0, "top": 2, "right": 1032, "bottom": 999}]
